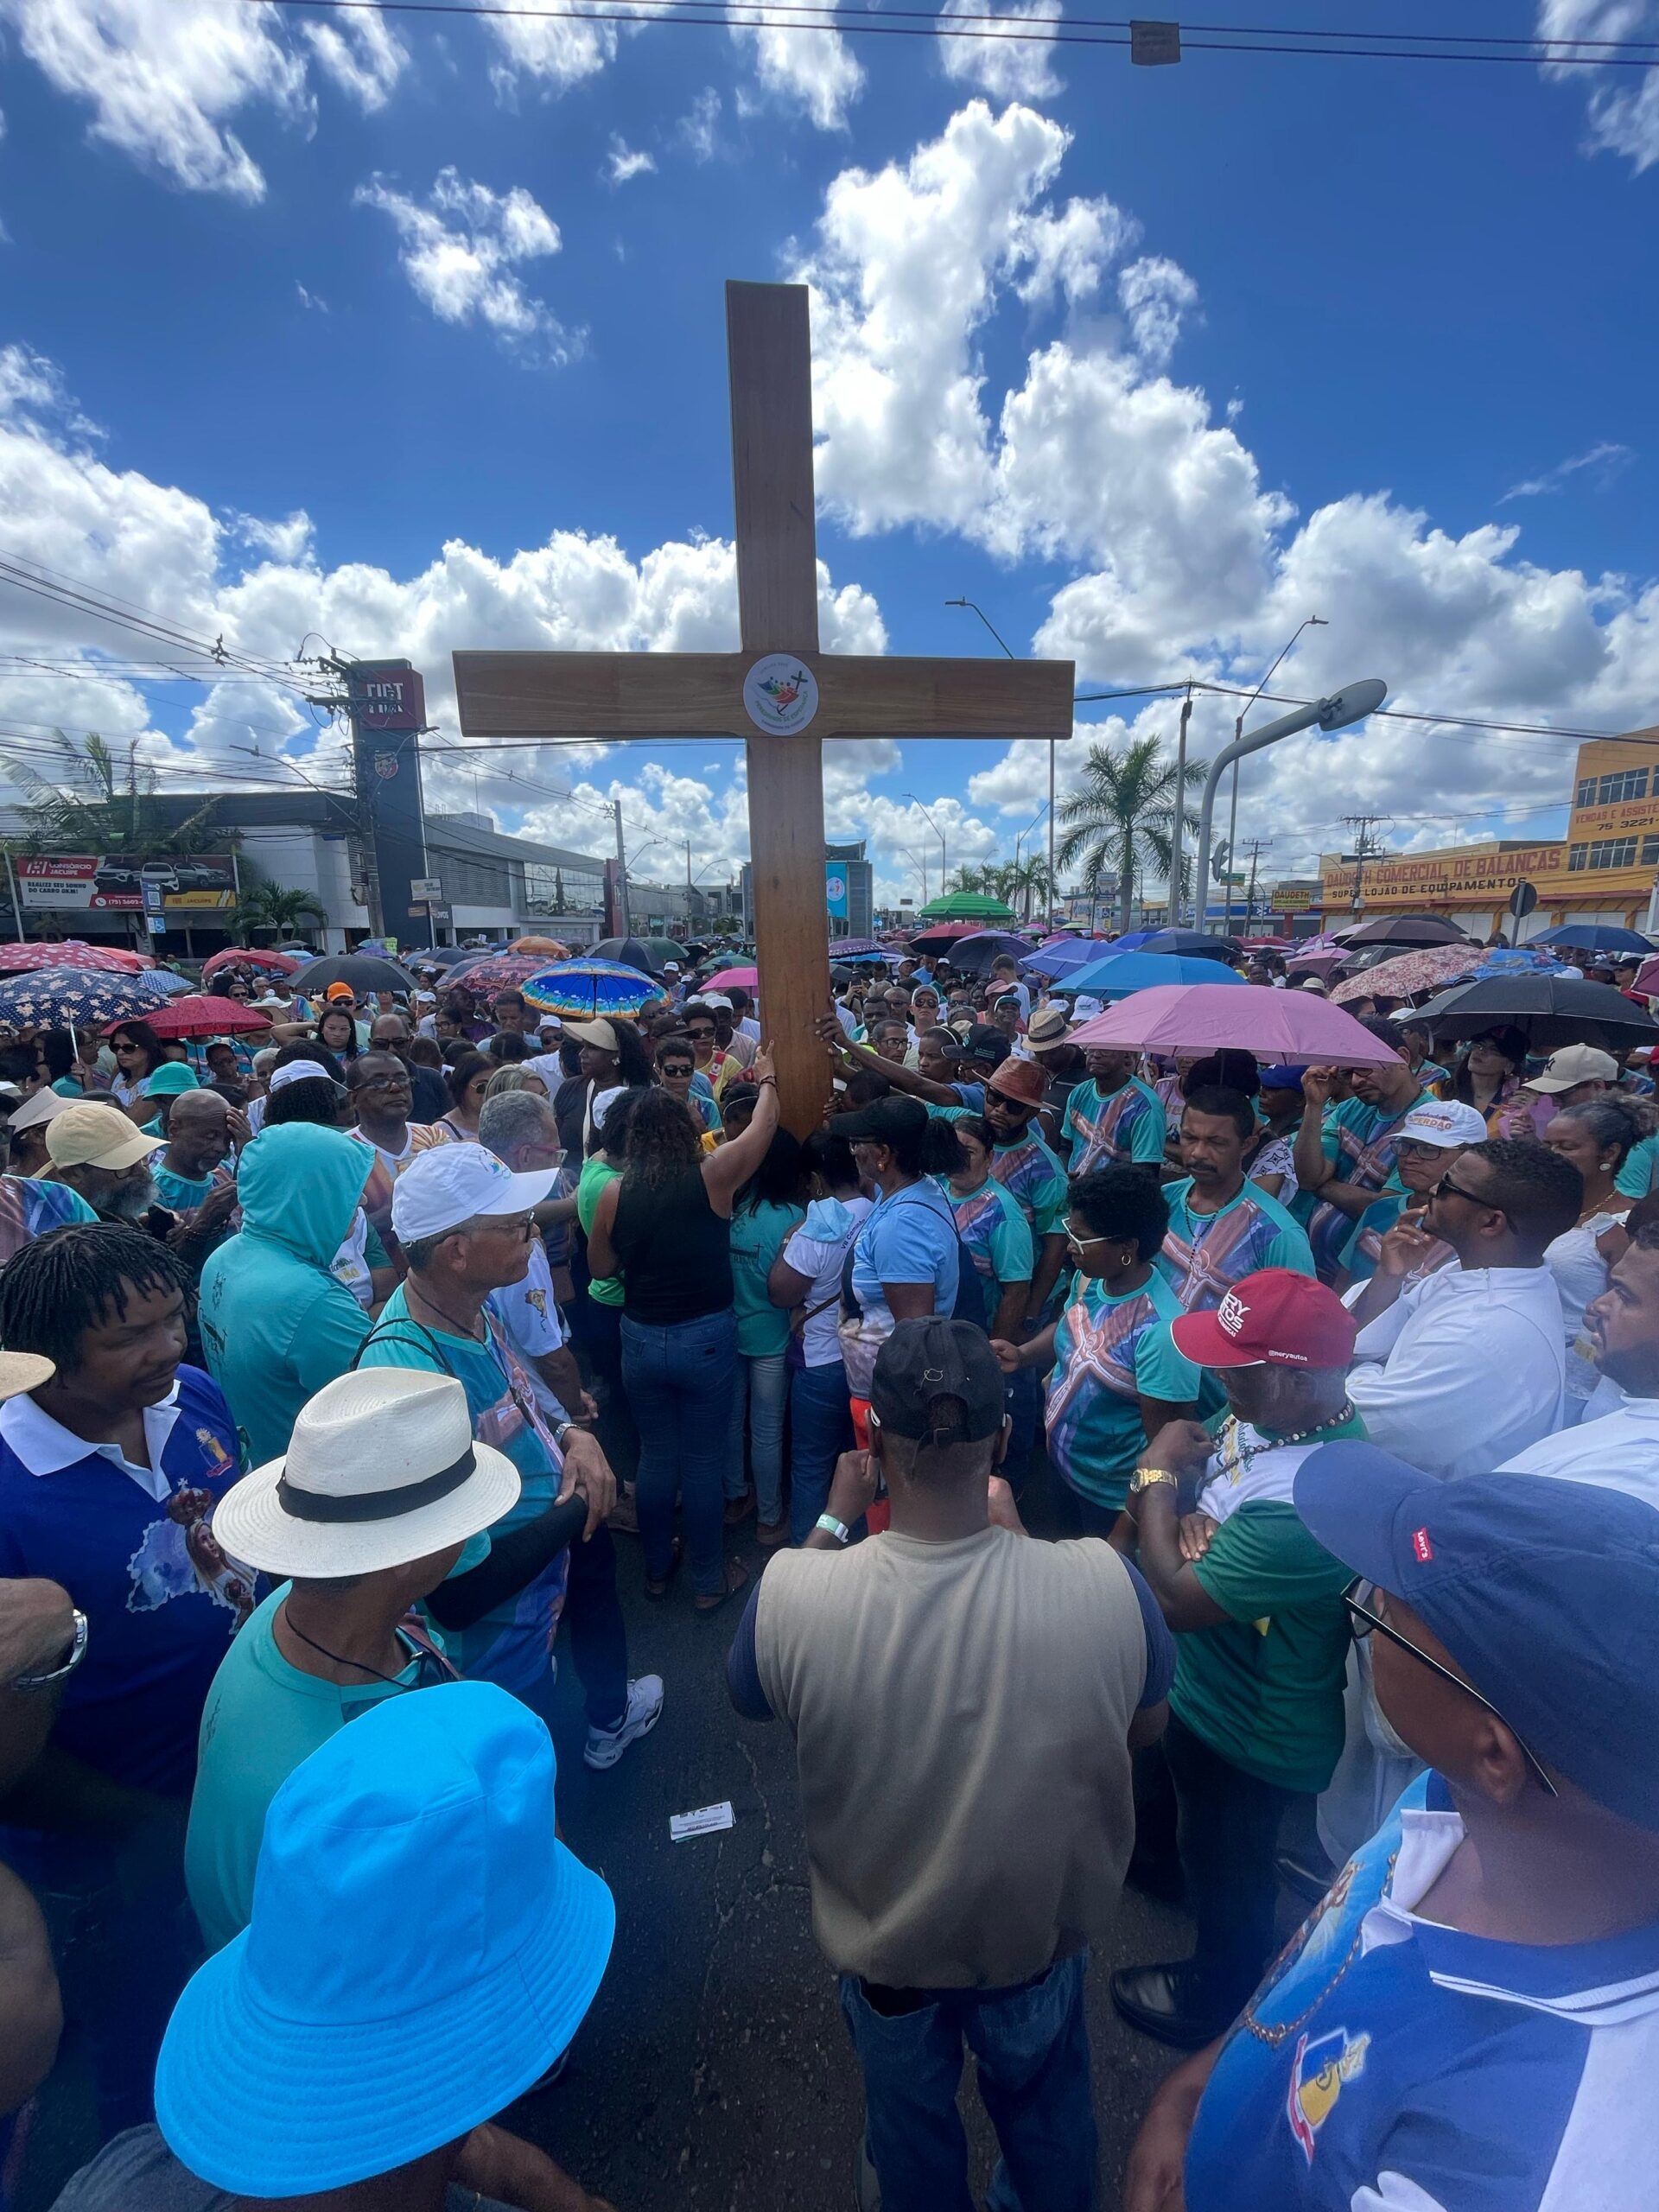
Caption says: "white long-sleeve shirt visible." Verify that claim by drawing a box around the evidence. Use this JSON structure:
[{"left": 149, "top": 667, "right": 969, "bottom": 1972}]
[
  {"left": 1498, "top": 1390, "right": 1659, "bottom": 1510},
  {"left": 1347, "top": 1263, "right": 1567, "bottom": 1477}
]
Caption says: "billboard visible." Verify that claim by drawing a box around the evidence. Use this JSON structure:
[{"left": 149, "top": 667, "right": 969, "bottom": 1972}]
[
  {"left": 824, "top": 862, "right": 849, "bottom": 921},
  {"left": 16, "top": 855, "right": 238, "bottom": 912},
  {"left": 347, "top": 661, "right": 430, "bottom": 949},
  {"left": 1318, "top": 842, "right": 1567, "bottom": 909}
]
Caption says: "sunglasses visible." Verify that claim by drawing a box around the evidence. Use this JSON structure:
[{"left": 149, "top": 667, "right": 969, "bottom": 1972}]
[
  {"left": 1344, "top": 1579, "right": 1557, "bottom": 1797},
  {"left": 1062, "top": 1216, "right": 1112, "bottom": 1247},
  {"left": 1434, "top": 1173, "right": 1504, "bottom": 1217}
]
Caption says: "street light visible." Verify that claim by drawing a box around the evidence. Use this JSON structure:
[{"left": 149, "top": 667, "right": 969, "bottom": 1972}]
[
  {"left": 1195, "top": 680, "right": 1389, "bottom": 932},
  {"left": 948, "top": 594, "right": 1056, "bottom": 918},
  {"left": 905, "top": 793, "right": 947, "bottom": 890}
]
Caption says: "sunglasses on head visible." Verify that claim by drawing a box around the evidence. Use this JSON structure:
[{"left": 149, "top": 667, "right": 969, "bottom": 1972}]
[{"left": 1344, "top": 1578, "right": 1556, "bottom": 1797}]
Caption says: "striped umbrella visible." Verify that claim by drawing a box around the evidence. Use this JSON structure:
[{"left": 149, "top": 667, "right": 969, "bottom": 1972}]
[
  {"left": 0, "top": 965, "right": 175, "bottom": 1029},
  {"left": 521, "top": 960, "right": 659, "bottom": 1020}
]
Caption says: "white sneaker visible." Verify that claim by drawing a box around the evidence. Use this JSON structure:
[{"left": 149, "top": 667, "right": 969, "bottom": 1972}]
[{"left": 583, "top": 1674, "right": 664, "bottom": 1770}]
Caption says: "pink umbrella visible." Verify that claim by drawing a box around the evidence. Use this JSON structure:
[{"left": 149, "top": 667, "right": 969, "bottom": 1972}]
[
  {"left": 704, "top": 965, "right": 759, "bottom": 990},
  {"left": 0, "top": 941, "right": 143, "bottom": 976},
  {"left": 1332, "top": 942, "right": 1481, "bottom": 1005},
  {"left": 1068, "top": 983, "right": 1403, "bottom": 1066},
  {"left": 201, "top": 945, "right": 303, "bottom": 982}
]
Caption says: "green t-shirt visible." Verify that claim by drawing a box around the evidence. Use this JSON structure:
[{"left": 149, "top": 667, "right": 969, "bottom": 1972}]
[
  {"left": 575, "top": 1156, "right": 624, "bottom": 1306},
  {"left": 1167, "top": 1408, "right": 1366, "bottom": 1792},
  {"left": 729, "top": 1196, "right": 804, "bottom": 1357},
  {"left": 1045, "top": 1270, "right": 1200, "bottom": 1509},
  {"left": 184, "top": 1580, "right": 462, "bottom": 1953}
]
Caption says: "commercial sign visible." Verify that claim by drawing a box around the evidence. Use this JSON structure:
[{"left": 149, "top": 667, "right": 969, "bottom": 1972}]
[
  {"left": 1319, "top": 842, "right": 1567, "bottom": 908},
  {"left": 346, "top": 662, "right": 427, "bottom": 734},
  {"left": 1274, "top": 887, "right": 1317, "bottom": 913},
  {"left": 16, "top": 855, "right": 238, "bottom": 912},
  {"left": 824, "top": 863, "right": 849, "bottom": 921},
  {"left": 347, "top": 659, "right": 430, "bottom": 946}
]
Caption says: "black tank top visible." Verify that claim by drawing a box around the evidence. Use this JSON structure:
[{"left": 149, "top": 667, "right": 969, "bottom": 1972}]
[{"left": 612, "top": 1165, "right": 734, "bottom": 1325}]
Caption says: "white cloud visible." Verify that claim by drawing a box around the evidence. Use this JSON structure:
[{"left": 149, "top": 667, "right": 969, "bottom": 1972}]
[
  {"left": 730, "top": 16, "right": 863, "bottom": 131},
  {"left": 1117, "top": 255, "right": 1199, "bottom": 369},
  {"left": 1500, "top": 440, "right": 1634, "bottom": 501},
  {"left": 295, "top": 283, "right": 328, "bottom": 315},
  {"left": 605, "top": 136, "right": 656, "bottom": 186},
  {"left": 230, "top": 511, "right": 315, "bottom": 566},
  {"left": 678, "top": 87, "right": 724, "bottom": 162},
  {"left": 353, "top": 168, "right": 572, "bottom": 358},
  {"left": 0, "top": 0, "right": 400, "bottom": 200},
  {"left": 1538, "top": 0, "right": 1659, "bottom": 173},
  {"left": 939, "top": 0, "right": 1064, "bottom": 103}
]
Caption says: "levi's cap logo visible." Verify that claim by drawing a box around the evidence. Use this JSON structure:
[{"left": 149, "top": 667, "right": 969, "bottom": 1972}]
[{"left": 1412, "top": 1527, "right": 1434, "bottom": 1563}]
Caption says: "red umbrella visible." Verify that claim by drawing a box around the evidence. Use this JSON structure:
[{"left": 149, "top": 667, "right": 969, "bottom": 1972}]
[
  {"left": 0, "top": 941, "right": 144, "bottom": 975},
  {"left": 135, "top": 995, "right": 274, "bottom": 1040},
  {"left": 201, "top": 946, "right": 303, "bottom": 982}
]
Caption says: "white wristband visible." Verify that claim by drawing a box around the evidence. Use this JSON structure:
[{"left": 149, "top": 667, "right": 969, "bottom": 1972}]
[{"left": 815, "top": 1513, "right": 851, "bottom": 1546}]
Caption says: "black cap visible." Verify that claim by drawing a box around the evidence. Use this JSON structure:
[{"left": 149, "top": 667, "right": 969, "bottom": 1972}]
[
  {"left": 870, "top": 1319, "right": 1007, "bottom": 1447},
  {"left": 962, "top": 1023, "right": 1012, "bottom": 1069},
  {"left": 828, "top": 1093, "right": 929, "bottom": 1147}
]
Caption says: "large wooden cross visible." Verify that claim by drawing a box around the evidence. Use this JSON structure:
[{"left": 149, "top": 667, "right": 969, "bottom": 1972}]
[{"left": 453, "top": 281, "right": 1074, "bottom": 1130}]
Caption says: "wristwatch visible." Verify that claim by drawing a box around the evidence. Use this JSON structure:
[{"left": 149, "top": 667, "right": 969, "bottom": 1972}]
[
  {"left": 552, "top": 1421, "right": 576, "bottom": 1452},
  {"left": 1130, "top": 1466, "right": 1179, "bottom": 1497},
  {"left": 13, "top": 1607, "right": 88, "bottom": 1689},
  {"left": 815, "top": 1513, "right": 852, "bottom": 1546}
]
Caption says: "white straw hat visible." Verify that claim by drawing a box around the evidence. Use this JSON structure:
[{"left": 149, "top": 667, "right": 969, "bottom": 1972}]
[{"left": 213, "top": 1369, "right": 520, "bottom": 1578}]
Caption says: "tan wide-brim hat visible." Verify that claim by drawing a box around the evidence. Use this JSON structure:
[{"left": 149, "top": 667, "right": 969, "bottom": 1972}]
[
  {"left": 0, "top": 1352, "right": 54, "bottom": 1401},
  {"left": 213, "top": 1368, "right": 522, "bottom": 1580}
]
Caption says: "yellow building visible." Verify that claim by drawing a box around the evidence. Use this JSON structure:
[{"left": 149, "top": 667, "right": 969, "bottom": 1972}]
[{"left": 1317, "top": 728, "right": 1659, "bottom": 936}]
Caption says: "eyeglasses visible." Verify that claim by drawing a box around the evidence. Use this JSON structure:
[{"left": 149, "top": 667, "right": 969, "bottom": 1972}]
[
  {"left": 1343, "top": 1578, "right": 1557, "bottom": 1798},
  {"left": 1062, "top": 1216, "right": 1111, "bottom": 1247}
]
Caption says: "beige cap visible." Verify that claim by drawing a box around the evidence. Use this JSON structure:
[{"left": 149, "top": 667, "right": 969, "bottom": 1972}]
[
  {"left": 1526, "top": 1044, "right": 1618, "bottom": 1095},
  {"left": 0, "top": 1351, "right": 54, "bottom": 1400},
  {"left": 6, "top": 1086, "right": 73, "bottom": 1134},
  {"left": 560, "top": 1018, "right": 620, "bottom": 1052},
  {"left": 44, "top": 1102, "right": 163, "bottom": 1172}
]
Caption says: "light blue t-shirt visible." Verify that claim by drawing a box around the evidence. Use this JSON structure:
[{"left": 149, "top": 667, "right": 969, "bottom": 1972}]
[
  {"left": 942, "top": 1176, "right": 1034, "bottom": 1286},
  {"left": 849, "top": 1181, "right": 960, "bottom": 1334}
]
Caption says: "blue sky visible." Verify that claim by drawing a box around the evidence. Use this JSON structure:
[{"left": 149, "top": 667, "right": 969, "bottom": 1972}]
[{"left": 0, "top": 0, "right": 1655, "bottom": 904}]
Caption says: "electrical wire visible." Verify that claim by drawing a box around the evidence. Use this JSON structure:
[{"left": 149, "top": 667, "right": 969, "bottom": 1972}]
[{"left": 241, "top": 0, "right": 1659, "bottom": 66}]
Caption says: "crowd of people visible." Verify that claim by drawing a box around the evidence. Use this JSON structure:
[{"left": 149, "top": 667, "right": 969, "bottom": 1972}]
[{"left": 0, "top": 933, "right": 1653, "bottom": 2211}]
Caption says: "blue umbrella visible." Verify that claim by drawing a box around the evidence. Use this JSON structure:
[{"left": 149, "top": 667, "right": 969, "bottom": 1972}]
[
  {"left": 522, "top": 960, "right": 659, "bottom": 1020},
  {"left": 1055, "top": 951, "right": 1249, "bottom": 999},
  {"left": 1020, "top": 939, "right": 1098, "bottom": 976},
  {"left": 0, "top": 965, "right": 175, "bottom": 1030},
  {"left": 1540, "top": 923, "right": 1654, "bottom": 957}
]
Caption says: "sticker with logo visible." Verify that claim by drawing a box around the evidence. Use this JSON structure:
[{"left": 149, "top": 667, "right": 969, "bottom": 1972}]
[
  {"left": 1287, "top": 2026, "right": 1370, "bottom": 2164},
  {"left": 742, "top": 654, "right": 820, "bottom": 735}
]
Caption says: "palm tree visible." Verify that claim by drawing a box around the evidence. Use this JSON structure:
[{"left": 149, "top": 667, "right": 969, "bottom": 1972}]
[
  {"left": 1003, "top": 854, "right": 1053, "bottom": 925},
  {"left": 947, "top": 862, "right": 997, "bottom": 897},
  {"left": 0, "top": 730, "right": 223, "bottom": 855},
  {"left": 232, "top": 880, "right": 325, "bottom": 945},
  {"left": 1055, "top": 736, "right": 1208, "bottom": 931}
]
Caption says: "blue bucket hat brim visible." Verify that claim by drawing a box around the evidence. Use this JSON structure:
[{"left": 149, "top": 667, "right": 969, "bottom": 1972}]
[{"left": 155, "top": 1834, "right": 613, "bottom": 2197}]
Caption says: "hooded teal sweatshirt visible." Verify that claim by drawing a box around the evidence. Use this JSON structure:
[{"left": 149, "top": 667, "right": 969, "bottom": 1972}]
[{"left": 199, "top": 1124, "right": 374, "bottom": 1467}]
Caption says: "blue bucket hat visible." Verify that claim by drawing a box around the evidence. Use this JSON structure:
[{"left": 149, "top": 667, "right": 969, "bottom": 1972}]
[
  {"left": 155, "top": 1681, "right": 614, "bottom": 2196},
  {"left": 1294, "top": 1443, "right": 1659, "bottom": 1831}
]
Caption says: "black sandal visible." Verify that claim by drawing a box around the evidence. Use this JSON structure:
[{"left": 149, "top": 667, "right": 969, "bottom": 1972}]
[
  {"left": 643, "top": 1536, "right": 683, "bottom": 1600},
  {"left": 694, "top": 1556, "right": 751, "bottom": 1616}
]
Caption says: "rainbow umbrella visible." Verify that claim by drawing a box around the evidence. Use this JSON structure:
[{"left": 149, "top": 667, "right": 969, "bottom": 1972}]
[{"left": 521, "top": 960, "right": 659, "bottom": 1020}]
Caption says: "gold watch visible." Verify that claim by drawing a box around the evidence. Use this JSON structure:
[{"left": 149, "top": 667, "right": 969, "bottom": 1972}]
[{"left": 1130, "top": 1466, "right": 1179, "bottom": 1495}]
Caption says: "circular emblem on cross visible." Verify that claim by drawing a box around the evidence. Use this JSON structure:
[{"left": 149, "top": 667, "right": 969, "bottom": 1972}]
[{"left": 742, "top": 654, "right": 819, "bottom": 735}]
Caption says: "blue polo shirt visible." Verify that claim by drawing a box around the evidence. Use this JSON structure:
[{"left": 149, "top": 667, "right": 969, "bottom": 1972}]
[
  {"left": 0, "top": 1365, "right": 250, "bottom": 1797},
  {"left": 1185, "top": 1771, "right": 1659, "bottom": 2210}
]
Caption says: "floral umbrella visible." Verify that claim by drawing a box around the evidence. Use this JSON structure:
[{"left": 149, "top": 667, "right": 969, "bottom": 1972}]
[
  {"left": 521, "top": 960, "right": 659, "bottom": 1020},
  {"left": 1332, "top": 942, "right": 1483, "bottom": 1005},
  {"left": 445, "top": 953, "right": 572, "bottom": 1001},
  {"left": 0, "top": 966, "right": 175, "bottom": 1030},
  {"left": 0, "top": 941, "right": 146, "bottom": 975}
]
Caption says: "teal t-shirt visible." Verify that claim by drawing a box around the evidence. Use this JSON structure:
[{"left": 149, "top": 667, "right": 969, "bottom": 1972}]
[
  {"left": 729, "top": 1196, "right": 804, "bottom": 1357},
  {"left": 183, "top": 1580, "right": 463, "bottom": 1953},
  {"left": 357, "top": 1289, "right": 567, "bottom": 1695},
  {"left": 153, "top": 1162, "right": 233, "bottom": 1216},
  {"left": 1062, "top": 1075, "right": 1166, "bottom": 1173},
  {"left": 1618, "top": 1133, "right": 1659, "bottom": 1199},
  {"left": 1300, "top": 1093, "right": 1430, "bottom": 1281},
  {"left": 1157, "top": 1177, "right": 1316, "bottom": 1313},
  {"left": 942, "top": 1175, "right": 1033, "bottom": 1285},
  {"left": 988, "top": 1130, "right": 1070, "bottom": 1238},
  {"left": 1044, "top": 1269, "right": 1200, "bottom": 1509}
]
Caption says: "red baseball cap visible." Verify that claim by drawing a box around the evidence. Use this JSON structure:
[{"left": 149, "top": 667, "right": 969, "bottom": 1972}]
[{"left": 1170, "top": 1268, "right": 1357, "bottom": 1370}]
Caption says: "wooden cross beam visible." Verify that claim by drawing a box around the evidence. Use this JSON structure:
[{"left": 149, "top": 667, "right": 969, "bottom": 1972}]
[{"left": 454, "top": 281, "right": 1074, "bottom": 1132}]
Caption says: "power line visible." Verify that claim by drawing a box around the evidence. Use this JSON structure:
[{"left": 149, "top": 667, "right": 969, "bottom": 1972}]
[{"left": 242, "top": 0, "right": 1659, "bottom": 66}]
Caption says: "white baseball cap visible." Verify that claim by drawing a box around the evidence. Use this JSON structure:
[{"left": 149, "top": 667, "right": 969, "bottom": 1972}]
[
  {"left": 391, "top": 1141, "right": 559, "bottom": 1244},
  {"left": 1397, "top": 1100, "right": 1489, "bottom": 1149},
  {"left": 268, "top": 1058, "right": 336, "bottom": 1095}
]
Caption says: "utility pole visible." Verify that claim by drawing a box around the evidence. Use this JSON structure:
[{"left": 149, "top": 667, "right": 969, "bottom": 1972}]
[
  {"left": 1341, "top": 813, "right": 1388, "bottom": 915},
  {"left": 1242, "top": 836, "right": 1273, "bottom": 930},
  {"left": 612, "top": 800, "right": 631, "bottom": 938},
  {"left": 1169, "top": 685, "right": 1192, "bottom": 926}
]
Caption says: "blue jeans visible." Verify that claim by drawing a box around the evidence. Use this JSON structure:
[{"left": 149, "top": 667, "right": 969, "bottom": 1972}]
[
  {"left": 839, "top": 1952, "right": 1096, "bottom": 2212},
  {"left": 728, "top": 1350, "right": 790, "bottom": 1522},
  {"left": 621, "top": 1306, "right": 739, "bottom": 1598},
  {"left": 790, "top": 1359, "right": 854, "bottom": 1544}
]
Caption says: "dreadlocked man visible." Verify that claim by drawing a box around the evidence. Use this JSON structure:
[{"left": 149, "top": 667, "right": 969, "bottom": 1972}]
[{"left": 0, "top": 1222, "right": 251, "bottom": 2135}]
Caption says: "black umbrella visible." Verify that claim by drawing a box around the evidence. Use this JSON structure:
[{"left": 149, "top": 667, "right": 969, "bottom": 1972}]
[
  {"left": 945, "top": 931, "right": 1032, "bottom": 977},
  {"left": 1334, "top": 914, "right": 1472, "bottom": 947},
  {"left": 1140, "top": 930, "right": 1242, "bottom": 966},
  {"left": 410, "top": 945, "right": 475, "bottom": 970},
  {"left": 1414, "top": 973, "right": 1659, "bottom": 1052},
  {"left": 289, "top": 953, "right": 420, "bottom": 997},
  {"left": 589, "top": 936, "right": 678, "bottom": 976}
]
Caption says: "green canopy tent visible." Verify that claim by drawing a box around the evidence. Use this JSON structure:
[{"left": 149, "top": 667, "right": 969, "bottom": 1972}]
[{"left": 916, "top": 891, "right": 1019, "bottom": 924}]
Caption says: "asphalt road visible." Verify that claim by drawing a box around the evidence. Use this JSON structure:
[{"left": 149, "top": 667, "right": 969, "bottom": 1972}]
[{"left": 516, "top": 1501, "right": 1198, "bottom": 2212}]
